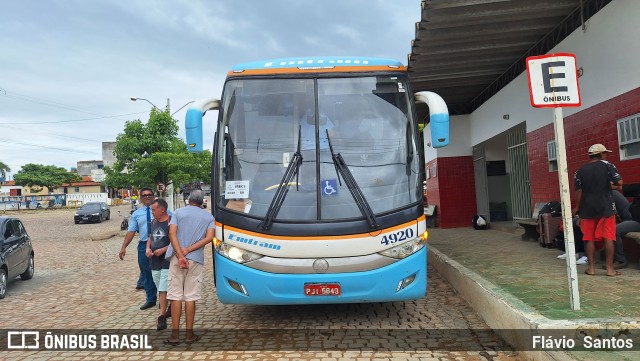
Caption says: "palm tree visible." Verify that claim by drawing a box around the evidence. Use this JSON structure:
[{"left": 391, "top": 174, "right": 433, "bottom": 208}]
[{"left": 0, "top": 161, "right": 10, "bottom": 181}]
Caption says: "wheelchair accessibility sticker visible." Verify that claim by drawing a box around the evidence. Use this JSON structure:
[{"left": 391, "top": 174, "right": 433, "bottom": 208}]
[{"left": 321, "top": 179, "right": 338, "bottom": 196}]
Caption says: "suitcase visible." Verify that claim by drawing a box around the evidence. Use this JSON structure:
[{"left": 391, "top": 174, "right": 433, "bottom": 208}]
[{"left": 537, "top": 213, "right": 562, "bottom": 248}]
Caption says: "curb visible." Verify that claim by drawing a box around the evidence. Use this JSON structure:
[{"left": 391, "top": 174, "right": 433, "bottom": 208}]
[{"left": 428, "top": 246, "right": 640, "bottom": 361}]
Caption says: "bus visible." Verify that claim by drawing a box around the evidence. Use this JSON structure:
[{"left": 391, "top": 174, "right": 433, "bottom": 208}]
[{"left": 185, "top": 56, "right": 449, "bottom": 304}]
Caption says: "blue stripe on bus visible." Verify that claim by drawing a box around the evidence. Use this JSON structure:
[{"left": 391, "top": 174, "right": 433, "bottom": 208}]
[
  {"left": 214, "top": 246, "right": 427, "bottom": 305},
  {"left": 231, "top": 57, "right": 404, "bottom": 71}
]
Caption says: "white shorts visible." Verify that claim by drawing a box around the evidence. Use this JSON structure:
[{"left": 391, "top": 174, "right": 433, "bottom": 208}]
[
  {"left": 151, "top": 269, "right": 169, "bottom": 292},
  {"left": 166, "top": 256, "right": 204, "bottom": 302}
]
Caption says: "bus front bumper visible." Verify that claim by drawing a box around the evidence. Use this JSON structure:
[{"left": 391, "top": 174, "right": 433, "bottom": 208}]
[{"left": 213, "top": 246, "right": 427, "bottom": 305}]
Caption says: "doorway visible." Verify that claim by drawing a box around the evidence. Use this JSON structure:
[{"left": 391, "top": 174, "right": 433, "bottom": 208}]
[{"left": 472, "top": 123, "right": 531, "bottom": 223}]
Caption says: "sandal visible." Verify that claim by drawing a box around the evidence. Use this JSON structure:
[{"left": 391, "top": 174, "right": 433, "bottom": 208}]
[
  {"left": 163, "top": 338, "right": 181, "bottom": 346},
  {"left": 184, "top": 334, "right": 201, "bottom": 345}
]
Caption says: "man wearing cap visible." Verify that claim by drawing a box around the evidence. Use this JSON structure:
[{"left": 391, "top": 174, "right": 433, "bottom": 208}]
[{"left": 572, "top": 144, "right": 623, "bottom": 276}]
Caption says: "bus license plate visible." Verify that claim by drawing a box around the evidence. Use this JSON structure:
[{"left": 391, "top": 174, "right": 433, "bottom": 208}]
[{"left": 304, "top": 283, "right": 341, "bottom": 296}]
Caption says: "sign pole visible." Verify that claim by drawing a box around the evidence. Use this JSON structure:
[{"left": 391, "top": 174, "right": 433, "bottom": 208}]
[
  {"left": 527, "top": 53, "right": 582, "bottom": 311},
  {"left": 552, "top": 106, "right": 580, "bottom": 310}
]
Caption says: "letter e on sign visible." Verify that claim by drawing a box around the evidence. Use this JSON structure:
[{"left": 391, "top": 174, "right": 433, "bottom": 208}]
[{"left": 526, "top": 53, "right": 581, "bottom": 108}]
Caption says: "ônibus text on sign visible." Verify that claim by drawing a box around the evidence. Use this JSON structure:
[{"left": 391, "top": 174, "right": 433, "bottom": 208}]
[{"left": 526, "top": 53, "right": 581, "bottom": 108}]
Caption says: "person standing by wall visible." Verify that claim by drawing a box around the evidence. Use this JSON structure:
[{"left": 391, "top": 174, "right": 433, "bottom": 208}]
[
  {"left": 119, "top": 187, "right": 158, "bottom": 310},
  {"left": 572, "top": 144, "right": 623, "bottom": 277},
  {"left": 611, "top": 184, "right": 640, "bottom": 269},
  {"left": 164, "top": 190, "right": 214, "bottom": 346}
]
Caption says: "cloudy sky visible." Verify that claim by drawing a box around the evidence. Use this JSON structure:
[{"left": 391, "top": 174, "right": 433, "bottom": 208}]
[{"left": 0, "top": 0, "right": 421, "bottom": 179}]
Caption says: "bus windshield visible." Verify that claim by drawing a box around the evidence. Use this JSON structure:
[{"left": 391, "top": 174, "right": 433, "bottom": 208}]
[{"left": 217, "top": 75, "right": 420, "bottom": 221}]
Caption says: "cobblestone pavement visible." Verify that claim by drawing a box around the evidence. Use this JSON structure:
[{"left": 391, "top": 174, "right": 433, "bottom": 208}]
[{"left": 0, "top": 206, "right": 522, "bottom": 360}]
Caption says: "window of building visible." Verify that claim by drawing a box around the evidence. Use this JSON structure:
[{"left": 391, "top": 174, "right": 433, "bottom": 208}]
[
  {"left": 618, "top": 113, "right": 640, "bottom": 160},
  {"left": 547, "top": 140, "right": 558, "bottom": 172},
  {"left": 74, "top": 187, "right": 80, "bottom": 192}
]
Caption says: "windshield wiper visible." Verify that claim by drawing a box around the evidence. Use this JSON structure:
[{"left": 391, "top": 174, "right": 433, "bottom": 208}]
[
  {"left": 258, "top": 125, "right": 303, "bottom": 231},
  {"left": 224, "top": 133, "right": 236, "bottom": 179},
  {"left": 327, "top": 130, "right": 379, "bottom": 229},
  {"left": 405, "top": 122, "right": 414, "bottom": 176}
]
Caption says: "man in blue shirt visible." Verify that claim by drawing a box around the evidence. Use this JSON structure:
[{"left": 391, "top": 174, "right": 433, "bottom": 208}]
[{"left": 119, "top": 187, "right": 159, "bottom": 310}]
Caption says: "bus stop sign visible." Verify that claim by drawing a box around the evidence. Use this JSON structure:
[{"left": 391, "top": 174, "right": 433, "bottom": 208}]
[
  {"left": 526, "top": 53, "right": 581, "bottom": 108},
  {"left": 157, "top": 183, "right": 166, "bottom": 192}
]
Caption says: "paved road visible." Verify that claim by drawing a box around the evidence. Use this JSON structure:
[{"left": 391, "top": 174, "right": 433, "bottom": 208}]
[{"left": 0, "top": 206, "right": 522, "bottom": 360}]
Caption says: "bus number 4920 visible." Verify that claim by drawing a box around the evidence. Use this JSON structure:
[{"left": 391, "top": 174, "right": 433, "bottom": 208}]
[{"left": 380, "top": 228, "right": 415, "bottom": 246}]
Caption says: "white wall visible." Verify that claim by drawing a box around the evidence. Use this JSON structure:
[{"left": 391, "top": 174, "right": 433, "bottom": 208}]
[
  {"left": 468, "top": 0, "right": 640, "bottom": 146},
  {"left": 66, "top": 193, "right": 108, "bottom": 205},
  {"left": 0, "top": 185, "right": 22, "bottom": 195},
  {"left": 424, "top": 114, "right": 471, "bottom": 162}
]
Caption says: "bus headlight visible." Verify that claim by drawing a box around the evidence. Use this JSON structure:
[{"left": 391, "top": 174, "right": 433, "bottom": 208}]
[
  {"left": 216, "top": 242, "right": 263, "bottom": 263},
  {"left": 378, "top": 237, "right": 425, "bottom": 259}
]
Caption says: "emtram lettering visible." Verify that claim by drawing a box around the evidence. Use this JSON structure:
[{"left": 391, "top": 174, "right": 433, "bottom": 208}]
[{"left": 228, "top": 233, "right": 281, "bottom": 250}]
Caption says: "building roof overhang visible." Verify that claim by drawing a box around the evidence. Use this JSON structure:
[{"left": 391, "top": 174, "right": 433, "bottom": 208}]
[{"left": 409, "top": 0, "right": 612, "bottom": 118}]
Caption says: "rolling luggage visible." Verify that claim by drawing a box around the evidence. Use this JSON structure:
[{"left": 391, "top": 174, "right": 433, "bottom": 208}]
[{"left": 537, "top": 213, "right": 561, "bottom": 248}]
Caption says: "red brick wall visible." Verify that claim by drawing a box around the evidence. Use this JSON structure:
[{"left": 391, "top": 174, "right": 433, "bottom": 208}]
[
  {"left": 527, "top": 87, "right": 640, "bottom": 206},
  {"left": 425, "top": 159, "right": 440, "bottom": 219},
  {"left": 527, "top": 126, "right": 560, "bottom": 205},
  {"left": 426, "top": 156, "right": 477, "bottom": 228},
  {"left": 428, "top": 87, "right": 640, "bottom": 228}
]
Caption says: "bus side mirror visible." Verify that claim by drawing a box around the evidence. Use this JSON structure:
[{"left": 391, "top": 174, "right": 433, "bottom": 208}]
[
  {"left": 415, "top": 91, "right": 450, "bottom": 148},
  {"left": 186, "top": 98, "right": 220, "bottom": 153}
]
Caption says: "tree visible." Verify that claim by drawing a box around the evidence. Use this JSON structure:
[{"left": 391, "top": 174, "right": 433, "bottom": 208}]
[
  {"left": 0, "top": 161, "right": 10, "bottom": 181},
  {"left": 104, "top": 108, "right": 212, "bottom": 191},
  {"left": 14, "top": 163, "right": 81, "bottom": 192}
]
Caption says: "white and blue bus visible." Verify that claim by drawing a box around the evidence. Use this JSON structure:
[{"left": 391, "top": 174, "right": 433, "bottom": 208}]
[{"left": 185, "top": 57, "right": 449, "bottom": 304}]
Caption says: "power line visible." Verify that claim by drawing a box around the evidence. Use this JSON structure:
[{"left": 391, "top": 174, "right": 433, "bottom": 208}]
[
  {"left": 0, "top": 138, "right": 90, "bottom": 153},
  {"left": 0, "top": 111, "right": 147, "bottom": 125},
  {"left": 2, "top": 124, "right": 104, "bottom": 142},
  {"left": 0, "top": 87, "right": 133, "bottom": 119},
  {"left": 0, "top": 86, "right": 149, "bottom": 123},
  {"left": 2, "top": 93, "right": 106, "bottom": 116}
]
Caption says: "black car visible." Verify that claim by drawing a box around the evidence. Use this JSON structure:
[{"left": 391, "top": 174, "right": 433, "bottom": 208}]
[
  {"left": 0, "top": 217, "right": 35, "bottom": 299},
  {"left": 74, "top": 202, "right": 110, "bottom": 224}
]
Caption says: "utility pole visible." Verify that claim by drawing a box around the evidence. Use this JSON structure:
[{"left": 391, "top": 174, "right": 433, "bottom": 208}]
[{"left": 166, "top": 98, "right": 170, "bottom": 113}]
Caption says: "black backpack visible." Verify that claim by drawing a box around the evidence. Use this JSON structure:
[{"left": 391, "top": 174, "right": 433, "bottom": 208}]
[
  {"left": 539, "top": 201, "right": 562, "bottom": 216},
  {"left": 554, "top": 219, "right": 585, "bottom": 253}
]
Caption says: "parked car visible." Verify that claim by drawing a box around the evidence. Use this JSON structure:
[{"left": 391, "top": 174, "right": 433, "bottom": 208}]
[
  {"left": 0, "top": 217, "right": 35, "bottom": 299},
  {"left": 74, "top": 202, "right": 110, "bottom": 224}
]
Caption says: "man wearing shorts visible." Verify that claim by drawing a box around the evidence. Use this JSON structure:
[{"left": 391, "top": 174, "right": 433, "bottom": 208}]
[
  {"left": 145, "top": 199, "right": 171, "bottom": 330},
  {"left": 165, "top": 190, "right": 214, "bottom": 345},
  {"left": 572, "top": 144, "right": 623, "bottom": 276}
]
